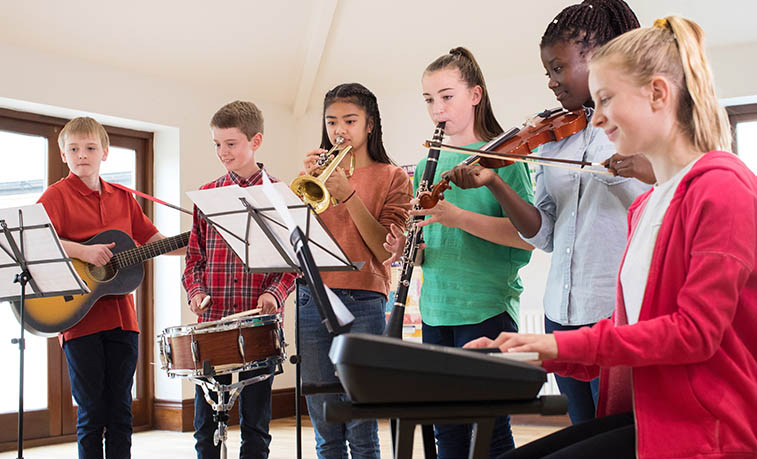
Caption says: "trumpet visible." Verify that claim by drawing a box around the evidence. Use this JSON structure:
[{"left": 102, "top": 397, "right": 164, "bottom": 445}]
[{"left": 290, "top": 137, "right": 354, "bottom": 213}]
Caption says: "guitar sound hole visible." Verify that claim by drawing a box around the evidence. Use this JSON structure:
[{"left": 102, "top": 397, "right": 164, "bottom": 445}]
[{"left": 88, "top": 264, "right": 117, "bottom": 282}]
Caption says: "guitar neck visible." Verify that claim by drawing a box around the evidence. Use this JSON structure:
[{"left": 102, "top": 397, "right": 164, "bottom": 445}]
[{"left": 114, "top": 232, "right": 190, "bottom": 268}]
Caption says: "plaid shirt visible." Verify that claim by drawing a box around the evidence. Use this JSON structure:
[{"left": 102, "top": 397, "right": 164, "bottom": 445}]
[{"left": 182, "top": 166, "right": 296, "bottom": 322}]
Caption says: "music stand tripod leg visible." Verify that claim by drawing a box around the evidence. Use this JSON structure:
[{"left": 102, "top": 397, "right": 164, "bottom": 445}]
[
  {"left": 294, "top": 277, "right": 304, "bottom": 459},
  {"left": 11, "top": 270, "right": 30, "bottom": 459}
]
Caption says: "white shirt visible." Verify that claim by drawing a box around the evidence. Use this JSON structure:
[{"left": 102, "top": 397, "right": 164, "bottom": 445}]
[{"left": 620, "top": 158, "right": 700, "bottom": 324}]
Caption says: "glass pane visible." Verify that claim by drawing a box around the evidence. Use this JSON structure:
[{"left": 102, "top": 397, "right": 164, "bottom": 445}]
[
  {"left": 0, "top": 303, "right": 49, "bottom": 413},
  {"left": 101, "top": 146, "right": 136, "bottom": 189},
  {"left": 736, "top": 121, "right": 757, "bottom": 173},
  {"left": 0, "top": 130, "right": 47, "bottom": 207},
  {"left": 0, "top": 130, "right": 49, "bottom": 413}
]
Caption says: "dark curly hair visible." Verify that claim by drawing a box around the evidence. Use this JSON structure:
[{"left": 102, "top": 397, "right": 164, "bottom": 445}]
[
  {"left": 540, "top": 0, "right": 640, "bottom": 51},
  {"left": 320, "top": 83, "right": 392, "bottom": 164}
]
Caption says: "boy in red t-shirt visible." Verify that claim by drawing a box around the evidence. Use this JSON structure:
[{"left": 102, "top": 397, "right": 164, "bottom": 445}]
[{"left": 38, "top": 117, "right": 182, "bottom": 458}]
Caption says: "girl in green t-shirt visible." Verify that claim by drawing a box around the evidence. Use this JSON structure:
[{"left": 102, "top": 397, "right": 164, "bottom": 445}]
[{"left": 384, "top": 46, "right": 534, "bottom": 458}]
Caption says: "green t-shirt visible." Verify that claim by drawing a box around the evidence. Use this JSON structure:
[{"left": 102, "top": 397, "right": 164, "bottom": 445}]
[{"left": 414, "top": 141, "right": 534, "bottom": 327}]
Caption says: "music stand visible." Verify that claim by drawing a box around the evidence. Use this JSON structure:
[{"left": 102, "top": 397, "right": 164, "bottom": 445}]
[
  {"left": 0, "top": 204, "right": 88, "bottom": 459},
  {"left": 187, "top": 180, "right": 358, "bottom": 459}
]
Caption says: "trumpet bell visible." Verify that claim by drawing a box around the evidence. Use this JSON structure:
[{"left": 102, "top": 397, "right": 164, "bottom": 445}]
[
  {"left": 290, "top": 175, "right": 331, "bottom": 214},
  {"left": 290, "top": 144, "right": 353, "bottom": 214}
]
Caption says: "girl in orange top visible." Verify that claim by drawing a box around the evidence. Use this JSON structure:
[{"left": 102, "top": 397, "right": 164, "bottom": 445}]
[{"left": 297, "top": 82, "right": 411, "bottom": 459}]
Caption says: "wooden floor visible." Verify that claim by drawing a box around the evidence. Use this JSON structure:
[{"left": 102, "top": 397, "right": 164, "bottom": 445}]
[{"left": 0, "top": 417, "right": 561, "bottom": 458}]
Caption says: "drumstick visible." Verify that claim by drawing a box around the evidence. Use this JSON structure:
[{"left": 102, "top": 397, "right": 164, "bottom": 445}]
[
  {"left": 223, "top": 308, "right": 262, "bottom": 320},
  {"left": 199, "top": 296, "right": 211, "bottom": 310}
]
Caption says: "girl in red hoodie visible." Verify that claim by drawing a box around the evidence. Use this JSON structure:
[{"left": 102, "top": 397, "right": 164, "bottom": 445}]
[{"left": 467, "top": 16, "right": 757, "bottom": 459}]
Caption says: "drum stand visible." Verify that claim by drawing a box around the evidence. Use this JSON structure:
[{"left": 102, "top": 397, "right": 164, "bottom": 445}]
[{"left": 189, "top": 368, "right": 279, "bottom": 459}]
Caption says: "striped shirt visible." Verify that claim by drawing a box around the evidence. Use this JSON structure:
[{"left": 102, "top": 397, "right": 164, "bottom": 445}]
[{"left": 182, "top": 166, "right": 296, "bottom": 322}]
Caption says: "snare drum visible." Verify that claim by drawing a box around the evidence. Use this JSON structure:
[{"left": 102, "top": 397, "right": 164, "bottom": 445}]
[{"left": 158, "top": 313, "right": 285, "bottom": 377}]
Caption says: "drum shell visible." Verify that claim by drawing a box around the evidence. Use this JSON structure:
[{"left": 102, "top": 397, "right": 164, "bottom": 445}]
[{"left": 159, "top": 315, "right": 284, "bottom": 376}]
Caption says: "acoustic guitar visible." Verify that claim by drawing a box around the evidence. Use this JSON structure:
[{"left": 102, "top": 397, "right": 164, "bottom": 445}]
[{"left": 11, "top": 229, "right": 189, "bottom": 336}]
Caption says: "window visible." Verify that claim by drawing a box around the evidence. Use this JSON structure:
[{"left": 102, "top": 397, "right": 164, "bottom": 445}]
[
  {"left": 0, "top": 130, "right": 50, "bottom": 414},
  {"left": 728, "top": 103, "right": 757, "bottom": 173}
]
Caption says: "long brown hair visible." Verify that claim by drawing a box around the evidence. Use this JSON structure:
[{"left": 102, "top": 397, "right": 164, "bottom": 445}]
[
  {"left": 592, "top": 16, "right": 731, "bottom": 152},
  {"left": 424, "top": 47, "right": 503, "bottom": 141}
]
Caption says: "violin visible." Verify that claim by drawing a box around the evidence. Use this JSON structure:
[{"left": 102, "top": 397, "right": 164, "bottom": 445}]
[{"left": 418, "top": 108, "right": 604, "bottom": 209}]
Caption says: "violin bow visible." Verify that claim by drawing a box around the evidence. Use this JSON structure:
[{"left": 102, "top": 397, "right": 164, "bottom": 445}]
[{"left": 424, "top": 141, "right": 613, "bottom": 176}]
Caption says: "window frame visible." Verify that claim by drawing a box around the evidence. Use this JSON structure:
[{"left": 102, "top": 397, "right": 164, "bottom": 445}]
[{"left": 727, "top": 103, "right": 757, "bottom": 156}]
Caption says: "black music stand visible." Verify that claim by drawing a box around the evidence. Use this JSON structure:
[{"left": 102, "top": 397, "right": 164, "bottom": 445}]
[
  {"left": 186, "top": 180, "right": 359, "bottom": 459},
  {"left": 0, "top": 205, "right": 88, "bottom": 459}
]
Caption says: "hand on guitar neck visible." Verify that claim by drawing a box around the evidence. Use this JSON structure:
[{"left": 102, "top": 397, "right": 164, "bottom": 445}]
[{"left": 61, "top": 232, "right": 185, "bottom": 266}]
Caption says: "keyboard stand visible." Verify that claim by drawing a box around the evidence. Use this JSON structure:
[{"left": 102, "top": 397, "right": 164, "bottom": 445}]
[{"left": 324, "top": 396, "right": 568, "bottom": 459}]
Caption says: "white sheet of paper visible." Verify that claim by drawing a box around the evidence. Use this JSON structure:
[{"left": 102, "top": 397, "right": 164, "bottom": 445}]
[
  {"left": 187, "top": 182, "right": 352, "bottom": 271},
  {"left": 324, "top": 285, "right": 355, "bottom": 326},
  {"left": 260, "top": 172, "right": 297, "bottom": 235},
  {"left": 0, "top": 204, "right": 88, "bottom": 300}
]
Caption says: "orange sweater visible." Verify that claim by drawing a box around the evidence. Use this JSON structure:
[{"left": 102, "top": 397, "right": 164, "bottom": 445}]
[{"left": 318, "top": 162, "right": 411, "bottom": 296}]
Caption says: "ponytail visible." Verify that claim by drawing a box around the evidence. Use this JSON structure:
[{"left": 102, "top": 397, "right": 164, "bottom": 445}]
[
  {"left": 592, "top": 16, "right": 731, "bottom": 152},
  {"left": 664, "top": 17, "right": 732, "bottom": 152},
  {"left": 424, "top": 47, "right": 503, "bottom": 141}
]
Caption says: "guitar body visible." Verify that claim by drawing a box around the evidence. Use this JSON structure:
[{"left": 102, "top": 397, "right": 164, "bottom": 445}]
[{"left": 12, "top": 229, "right": 145, "bottom": 337}]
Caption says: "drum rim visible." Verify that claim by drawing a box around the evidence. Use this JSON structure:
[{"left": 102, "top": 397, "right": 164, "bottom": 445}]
[{"left": 158, "top": 313, "right": 281, "bottom": 338}]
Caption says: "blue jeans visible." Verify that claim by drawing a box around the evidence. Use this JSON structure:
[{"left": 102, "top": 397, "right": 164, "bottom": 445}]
[
  {"left": 299, "top": 286, "right": 385, "bottom": 459},
  {"left": 422, "top": 312, "right": 518, "bottom": 459},
  {"left": 194, "top": 368, "right": 274, "bottom": 459},
  {"left": 544, "top": 317, "right": 600, "bottom": 425},
  {"left": 63, "top": 328, "right": 139, "bottom": 459}
]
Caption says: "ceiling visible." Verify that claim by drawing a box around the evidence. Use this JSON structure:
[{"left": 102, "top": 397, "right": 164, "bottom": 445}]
[{"left": 2, "top": 0, "right": 755, "bottom": 114}]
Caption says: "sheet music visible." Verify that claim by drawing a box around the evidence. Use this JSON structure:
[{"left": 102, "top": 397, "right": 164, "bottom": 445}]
[
  {"left": 0, "top": 204, "right": 89, "bottom": 300},
  {"left": 187, "top": 182, "right": 353, "bottom": 271},
  {"left": 260, "top": 172, "right": 297, "bottom": 234},
  {"left": 260, "top": 174, "right": 355, "bottom": 327}
]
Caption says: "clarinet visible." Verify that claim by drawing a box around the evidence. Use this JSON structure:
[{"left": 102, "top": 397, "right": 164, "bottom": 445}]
[{"left": 384, "top": 122, "right": 446, "bottom": 338}]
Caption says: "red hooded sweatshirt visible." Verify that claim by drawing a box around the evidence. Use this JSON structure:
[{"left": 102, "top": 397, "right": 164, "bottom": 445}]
[{"left": 544, "top": 151, "right": 757, "bottom": 458}]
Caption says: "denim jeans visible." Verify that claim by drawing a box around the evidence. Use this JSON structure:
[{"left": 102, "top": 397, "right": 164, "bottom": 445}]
[
  {"left": 421, "top": 312, "right": 518, "bottom": 459},
  {"left": 299, "top": 286, "right": 385, "bottom": 459},
  {"left": 544, "top": 317, "right": 600, "bottom": 425},
  {"left": 194, "top": 367, "right": 275, "bottom": 459},
  {"left": 63, "top": 328, "right": 139, "bottom": 459}
]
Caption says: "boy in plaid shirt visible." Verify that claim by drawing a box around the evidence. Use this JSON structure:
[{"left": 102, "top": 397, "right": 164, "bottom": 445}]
[{"left": 182, "top": 101, "right": 295, "bottom": 459}]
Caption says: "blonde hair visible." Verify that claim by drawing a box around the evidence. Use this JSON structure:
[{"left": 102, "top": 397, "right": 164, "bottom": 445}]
[
  {"left": 210, "top": 100, "right": 264, "bottom": 140},
  {"left": 591, "top": 16, "right": 731, "bottom": 152},
  {"left": 58, "top": 117, "right": 109, "bottom": 151}
]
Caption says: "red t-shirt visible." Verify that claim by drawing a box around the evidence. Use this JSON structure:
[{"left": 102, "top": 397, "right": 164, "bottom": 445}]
[{"left": 37, "top": 173, "right": 158, "bottom": 342}]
